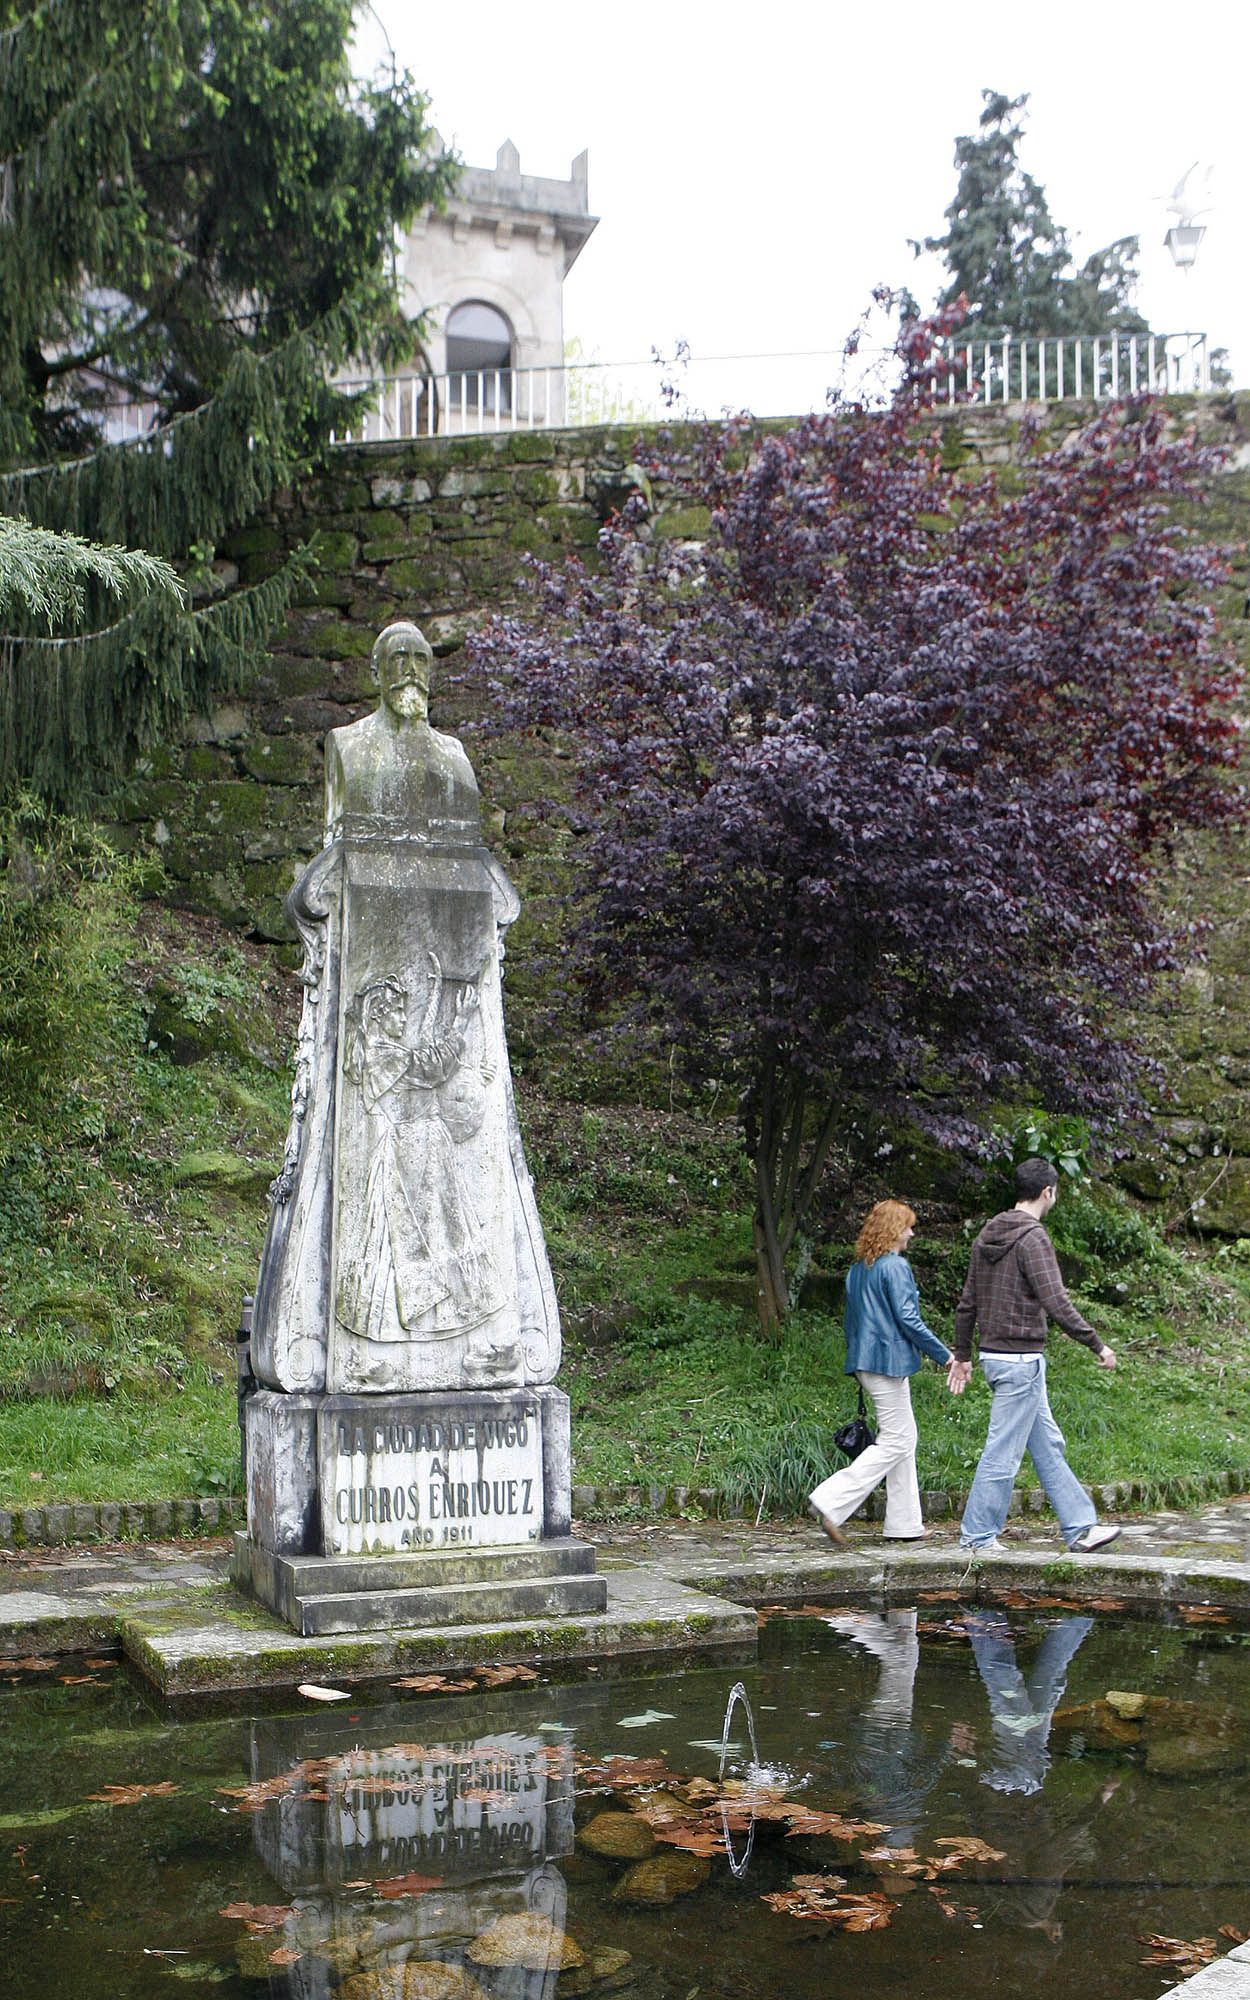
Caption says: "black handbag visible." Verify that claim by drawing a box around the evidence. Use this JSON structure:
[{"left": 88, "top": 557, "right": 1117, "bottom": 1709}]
[{"left": 832, "top": 1384, "right": 876, "bottom": 1460}]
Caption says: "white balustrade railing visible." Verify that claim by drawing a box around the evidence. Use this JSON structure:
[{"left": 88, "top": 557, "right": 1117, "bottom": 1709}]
[
  {"left": 96, "top": 333, "right": 1216, "bottom": 447},
  {"left": 932, "top": 330, "right": 1210, "bottom": 405},
  {"left": 329, "top": 333, "right": 1214, "bottom": 443}
]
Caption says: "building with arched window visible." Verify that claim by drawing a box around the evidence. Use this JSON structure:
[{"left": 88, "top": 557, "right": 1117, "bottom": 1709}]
[{"left": 399, "top": 140, "right": 598, "bottom": 427}]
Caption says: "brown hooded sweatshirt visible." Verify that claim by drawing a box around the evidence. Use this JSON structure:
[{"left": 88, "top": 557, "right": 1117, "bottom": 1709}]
[{"left": 953, "top": 1209, "right": 1101, "bottom": 1363}]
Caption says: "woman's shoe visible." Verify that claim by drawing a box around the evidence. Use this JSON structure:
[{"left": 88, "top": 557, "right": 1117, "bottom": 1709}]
[
  {"left": 808, "top": 1504, "right": 848, "bottom": 1546},
  {"left": 882, "top": 1531, "right": 927, "bottom": 1541}
]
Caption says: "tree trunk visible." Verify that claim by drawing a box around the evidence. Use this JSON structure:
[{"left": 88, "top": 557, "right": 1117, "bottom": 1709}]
[{"left": 750, "top": 1065, "right": 841, "bottom": 1337}]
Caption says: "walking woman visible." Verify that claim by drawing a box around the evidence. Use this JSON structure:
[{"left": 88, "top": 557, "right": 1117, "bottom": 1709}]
[{"left": 809, "top": 1200, "right": 958, "bottom": 1545}]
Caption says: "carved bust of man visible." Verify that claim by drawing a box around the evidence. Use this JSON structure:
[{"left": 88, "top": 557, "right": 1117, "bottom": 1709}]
[{"left": 324, "top": 620, "right": 481, "bottom": 844}]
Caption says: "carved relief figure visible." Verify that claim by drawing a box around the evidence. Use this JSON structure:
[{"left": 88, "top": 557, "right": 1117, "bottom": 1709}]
[
  {"left": 337, "top": 960, "right": 504, "bottom": 1343},
  {"left": 250, "top": 619, "right": 560, "bottom": 1397}
]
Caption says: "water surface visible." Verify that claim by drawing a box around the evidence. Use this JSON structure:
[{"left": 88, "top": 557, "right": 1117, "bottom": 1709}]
[{"left": 1, "top": 1601, "right": 1247, "bottom": 1998}]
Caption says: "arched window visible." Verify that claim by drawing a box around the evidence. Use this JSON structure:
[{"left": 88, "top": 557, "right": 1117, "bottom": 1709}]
[{"left": 445, "top": 301, "right": 513, "bottom": 413}]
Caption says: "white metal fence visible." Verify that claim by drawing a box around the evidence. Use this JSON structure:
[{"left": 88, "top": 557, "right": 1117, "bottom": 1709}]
[
  {"left": 100, "top": 333, "right": 1215, "bottom": 447},
  {"left": 934, "top": 330, "right": 1210, "bottom": 405},
  {"left": 327, "top": 332, "right": 1213, "bottom": 445}
]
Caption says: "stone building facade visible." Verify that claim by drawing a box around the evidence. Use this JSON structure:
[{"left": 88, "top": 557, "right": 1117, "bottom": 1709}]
[{"left": 397, "top": 141, "right": 598, "bottom": 421}]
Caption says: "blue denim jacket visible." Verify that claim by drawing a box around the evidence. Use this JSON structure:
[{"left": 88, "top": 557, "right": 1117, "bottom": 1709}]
[{"left": 843, "top": 1252, "right": 952, "bottom": 1377}]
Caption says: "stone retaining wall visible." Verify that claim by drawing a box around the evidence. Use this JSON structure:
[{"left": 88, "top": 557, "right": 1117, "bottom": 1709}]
[
  {"left": 111, "top": 394, "right": 1250, "bottom": 1229},
  {"left": 113, "top": 396, "right": 1249, "bottom": 949},
  {"left": 4, "top": 1465, "right": 1246, "bottom": 1546}
]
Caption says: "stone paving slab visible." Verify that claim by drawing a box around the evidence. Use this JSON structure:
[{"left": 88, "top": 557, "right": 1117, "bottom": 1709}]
[
  {"left": 1171, "top": 1941, "right": 1250, "bottom": 2000},
  {"left": 121, "top": 1562, "right": 757, "bottom": 1697},
  {"left": 2, "top": 1500, "right": 1250, "bottom": 1691}
]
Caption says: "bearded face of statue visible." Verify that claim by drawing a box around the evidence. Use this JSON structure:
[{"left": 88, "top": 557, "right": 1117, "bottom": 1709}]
[{"left": 375, "top": 625, "right": 434, "bottom": 723}]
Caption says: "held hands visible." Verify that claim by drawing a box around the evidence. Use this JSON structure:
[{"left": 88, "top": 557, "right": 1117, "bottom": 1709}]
[{"left": 946, "top": 1358, "right": 972, "bottom": 1396}]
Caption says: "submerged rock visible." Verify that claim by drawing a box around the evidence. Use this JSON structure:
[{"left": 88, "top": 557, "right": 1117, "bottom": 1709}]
[
  {"left": 340, "top": 1966, "right": 487, "bottom": 2000},
  {"left": 578, "top": 1810, "right": 657, "bottom": 1861},
  {"left": 1105, "top": 1690, "right": 1149, "bottom": 1720},
  {"left": 1052, "top": 1695, "right": 1250, "bottom": 1777},
  {"left": 612, "top": 1851, "right": 711, "bottom": 1905},
  {"left": 467, "top": 1913, "right": 586, "bottom": 1972}
]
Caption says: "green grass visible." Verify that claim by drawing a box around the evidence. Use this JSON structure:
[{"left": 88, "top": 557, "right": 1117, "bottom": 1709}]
[
  {"left": 559, "top": 1175, "right": 1250, "bottom": 1512},
  {"left": 1, "top": 825, "right": 1248, "bottom": 1516},
  {"left": 0, "top": 843, "right": 292, "bottom": 1506},
  {"left": 0, "top": 1369, "right": 241, "bottom": 1503},
  {"left": 561, "top": 1295, "right": 1250, "bottom": 1513}
]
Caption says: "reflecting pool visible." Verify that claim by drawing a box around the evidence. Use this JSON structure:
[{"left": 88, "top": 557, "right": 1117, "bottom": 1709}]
[{"left": 2, "top": 1601, "right": 1248, "bottom": 1998}]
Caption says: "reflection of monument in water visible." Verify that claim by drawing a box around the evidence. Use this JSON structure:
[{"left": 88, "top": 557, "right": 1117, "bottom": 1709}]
[
  {"left": 236, "top": 620, "right": 605, "bottom": 1633},
  {"left": 246, "top": 1708, "right": 576, "bottom": 1998}
]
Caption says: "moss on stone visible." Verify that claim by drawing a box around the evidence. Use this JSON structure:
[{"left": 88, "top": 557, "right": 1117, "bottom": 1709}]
[
  {"left": 651, "top": 504, "right": 711, "bottom": 541},
  {"left": 221, "top": 523, "right": 283, "bottom": 558},
  {"left": 240, "top": 735, "right": 322, "bottom": 787},
  {"left": 309, "top": 529, "right": 359, "bottom": 572}
]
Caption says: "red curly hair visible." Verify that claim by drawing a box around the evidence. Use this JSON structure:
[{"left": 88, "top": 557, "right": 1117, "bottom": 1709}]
[{"left": 854, "top": 1200, "right": 916, "bottom": 1267}]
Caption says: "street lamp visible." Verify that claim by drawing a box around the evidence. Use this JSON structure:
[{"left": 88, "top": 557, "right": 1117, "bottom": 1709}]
[{"left": 1164, "top": 163, "right": 1212, "bottom": 272}]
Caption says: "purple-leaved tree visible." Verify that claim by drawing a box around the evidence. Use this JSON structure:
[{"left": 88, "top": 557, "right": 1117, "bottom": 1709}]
[{"left": 470, "top": 315, "right": 1242, "bottom": 1332}]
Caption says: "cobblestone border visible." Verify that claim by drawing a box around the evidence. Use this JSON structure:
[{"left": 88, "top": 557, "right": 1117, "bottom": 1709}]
[
  {"left": 570, "top": 1464, "right": 1250, "bottom": 1523},
  {"left": 0, "top": 1496, "right": 244, "bottom": 1548},
  {"left": 1, "top": 1466, "right": 1246, "bottom": 1548}
]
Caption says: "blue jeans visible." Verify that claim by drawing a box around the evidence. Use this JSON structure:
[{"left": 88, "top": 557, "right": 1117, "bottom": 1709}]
[
  {"left": 960, "top": 1353, "right": 1097, "bottom": 1550},
  {"left": 965, "top": 1608, "right": 1093, "bottom": 1794}
]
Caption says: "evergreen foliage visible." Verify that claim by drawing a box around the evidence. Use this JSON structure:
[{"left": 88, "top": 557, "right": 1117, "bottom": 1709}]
[
  {"left": 922, "top": 90, "right": 1151, "bottom": 341},
  {"left": 0, "top": 515, "right": 179, "bottom": 627},
  {"left": 0, "top": 0, "right": 457, "bottom": 802}
]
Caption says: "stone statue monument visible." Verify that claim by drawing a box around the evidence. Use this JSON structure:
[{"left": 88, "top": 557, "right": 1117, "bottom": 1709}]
[{"left": 237, "top": 621, "right": 603, "bottom": 1632}]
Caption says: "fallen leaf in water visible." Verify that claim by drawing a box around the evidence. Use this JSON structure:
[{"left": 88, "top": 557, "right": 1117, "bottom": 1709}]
[
  {"left": 781, "top": 1807, "right": 888, "bottom": 1840},
  {"left": 58, "top": 1675, "right": 100, "bottom": 1686},
  {"left": 219, "top": 1903, "right": 293, "bottom": 1933},
  {"left": 372, "top": 1871, "right": 443, "bottom": 1900},
  {"left": 391, "top": 1674, "right": 477, "bottom": 1693},
  {"left": 578, "top": 1755, "right": 682, "bottom": 1791},
  {"left": 931, "top": 1836, "right": 1007, "bottom": 1863},
  {"left": 678, "top": 1778, "right": 719, "bottom": 1804},
  {"left": 761, "top": 1879, "right": 843, "bottom": 1925},
  {"left": 0, "top": 1657, "right": 57, "bottom": 1673},
  {"left": 217, "top": 1757, "right": 338, "bottom": 1811},
  {"left": 648, "top": 1832, "right": 728, "bottom": 1856},
  {"left": 267, "top": 1946, "right": 303, "bottom": 1966},
  {"left": 297, "top": 1683, "right": 350, "bottom": 1702},
  {"left": 917, "top": 1590, "right": 961, "bottom": 1603},
  {"left": 928, "top": 1885, "right": 982, "bottom": 1922},
  {"left": 1219, "top": 1926, "right": 1249, "bottom": 1944},
  {"left": 1138, "top": 1934, "right": 1218, "bottom": 1973},
  {"left": 763, "top": 1878, "right": 892, "bottom": 1929},
  {"left": 1177, "top": 1605, "right": 1230, "bottom": 1625},
  {"left": 473, "top": 1663, "right": 539, "bottom": 1687},
  {"left": 86, "top": 1782, "right": 179, "bottom": 1806},
  {"left": 1086, "top": 1597, "right": 1129, "bottom": 1613},
  {"left": 840, "top": 1897, "right": 895, "bottom": 1932}
]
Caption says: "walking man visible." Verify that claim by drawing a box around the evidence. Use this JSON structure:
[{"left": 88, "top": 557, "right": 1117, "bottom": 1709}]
[{"left": 948, "top": 1158, "right": 1121, "bottom": 1555}]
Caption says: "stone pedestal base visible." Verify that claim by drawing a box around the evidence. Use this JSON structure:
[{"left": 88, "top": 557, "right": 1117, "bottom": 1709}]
[
  {"left": 235, "top": 1530, "right": 606, "bottom": 1635},
  {"left": 240, "top": 1383, "right": 602, "bottom": 1634}
]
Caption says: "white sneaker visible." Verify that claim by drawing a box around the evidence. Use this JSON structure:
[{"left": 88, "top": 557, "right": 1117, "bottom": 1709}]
[
  {"left": 960, "top": 1537, "right": 1009, "bottom": 1555},
  {"left": 1071, "top": 1524, "right": 1121, "bottom": 1553}
]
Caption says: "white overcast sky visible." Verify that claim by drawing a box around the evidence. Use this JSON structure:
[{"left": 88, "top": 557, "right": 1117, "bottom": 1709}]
[{"left": 359, "top": 0, "right": 1248, "bottom": 386}]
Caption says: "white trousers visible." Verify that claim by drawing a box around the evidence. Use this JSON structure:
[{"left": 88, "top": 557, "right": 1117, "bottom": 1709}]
[{"left": 809, "top": 1371, "right": 923, "bottom": 1537}]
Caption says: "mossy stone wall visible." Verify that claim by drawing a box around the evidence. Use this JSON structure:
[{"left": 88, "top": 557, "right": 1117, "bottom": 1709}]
[{"left": 112, "top": 397, "right": 1250, "bottom": 1227}]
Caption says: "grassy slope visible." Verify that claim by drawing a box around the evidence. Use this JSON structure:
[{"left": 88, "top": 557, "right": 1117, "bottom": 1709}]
[
  {"left": 2, "top": 898, "right": 1249, "bottom": 1515},
  {"left": 0, "top": 901, "right": 293, "bottom": 1506},
  {"left": 536, "top": 1101, "right": 1250, "bottom": 1510}
]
